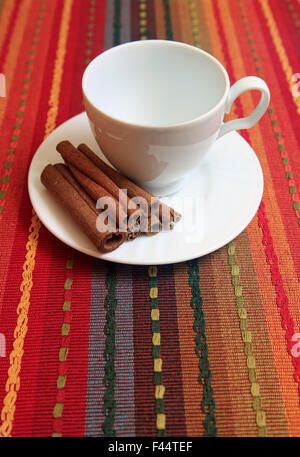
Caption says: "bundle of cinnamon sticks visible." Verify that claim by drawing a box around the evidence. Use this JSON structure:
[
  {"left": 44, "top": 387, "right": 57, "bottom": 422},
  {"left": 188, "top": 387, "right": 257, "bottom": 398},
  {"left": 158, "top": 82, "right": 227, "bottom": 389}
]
[{"left": 41, "top": 141, "right": 181, "bottom": 253}]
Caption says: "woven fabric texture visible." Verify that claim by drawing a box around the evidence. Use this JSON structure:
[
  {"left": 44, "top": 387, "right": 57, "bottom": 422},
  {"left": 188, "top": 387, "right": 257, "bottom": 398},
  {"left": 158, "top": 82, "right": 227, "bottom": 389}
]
[{"left": 0, "top": 0, "right": 300, "bottom": 437}]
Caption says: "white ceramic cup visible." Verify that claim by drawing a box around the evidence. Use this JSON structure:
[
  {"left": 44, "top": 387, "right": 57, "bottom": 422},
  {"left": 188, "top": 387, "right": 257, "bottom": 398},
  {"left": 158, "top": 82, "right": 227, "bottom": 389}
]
[{"left": 82, "top": 40, "right": 270, "bottom": 196}]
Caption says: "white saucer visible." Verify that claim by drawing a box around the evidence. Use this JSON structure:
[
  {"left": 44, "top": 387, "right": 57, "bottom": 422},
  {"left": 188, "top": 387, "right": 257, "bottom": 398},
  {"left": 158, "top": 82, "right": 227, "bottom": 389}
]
[{"left": 28, "top": 113, "right": 263, "bottom": 265}]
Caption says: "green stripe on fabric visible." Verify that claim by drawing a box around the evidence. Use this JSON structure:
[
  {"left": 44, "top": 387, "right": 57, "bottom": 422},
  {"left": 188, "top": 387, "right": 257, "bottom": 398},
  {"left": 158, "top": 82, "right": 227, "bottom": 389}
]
[
  {"left": 102, "top": 263, "right": 118, "bottom": 437},
  {"left": 101, "top": 0, "right": 123, "bottom": 438},
  {"left": 162, "top": 0, "right": 173, "bottom": 40},
  {"left": 188, "top": 259, "right": 217, "bottom": 437},
  {"left": 113, "top": 0, "right": 122, "bottom": 46}
]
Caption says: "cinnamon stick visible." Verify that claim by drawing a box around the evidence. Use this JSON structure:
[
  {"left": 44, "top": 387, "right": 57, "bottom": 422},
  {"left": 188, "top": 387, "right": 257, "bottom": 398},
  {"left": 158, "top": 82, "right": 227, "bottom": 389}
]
[
  {"left": 67, "top": 163, "right": 127, "bottom": 229},
  {"left": 54, "top": 163, "right": 99, "bottom": 216},
  {"left": 68, "top": 164, "right": 140, "bottom": 238},
  {"left": 77, "top": 143, "right": 182, "bottom": 225},
  {"left": 56, "top": 163, "right": 139, "bottom": 241},
  {"left": 41, "top": 164, "right": 126, "bottom": 253},
  {"left": 56, "top": 140, "right": 136, "bottom": 218}
]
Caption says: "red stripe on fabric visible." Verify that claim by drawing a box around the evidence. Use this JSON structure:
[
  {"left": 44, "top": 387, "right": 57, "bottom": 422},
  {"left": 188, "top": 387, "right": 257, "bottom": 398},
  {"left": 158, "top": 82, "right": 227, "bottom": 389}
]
[
  {"left": 54, "top": 0, "right": 84, "bottom": 125},
  {"left": 131, "top": 0, "right": 140, "bottom": 42},
  {"left": 67, "top": 0, "right": 107, "bottom": 119},
  {"left": 290, "top": 0, "right": 300, "bottom": 14},
  {"left": 265, "top": 0, "right": 300, "bottom": 65},
  {"left": 0, "top": 217, "right": 30, "bottom": 425},
  {"left": 158, "top": 265, "right": 187, "bottom": 437},
  {"left": 275, "top": 0, "right": 300, "bottom": 59},
  {"left": 0, "top": 0, "right": 20, "bottom": 69},
  {"left": 253, "top": 0, "right": 300, "bottom": 150},
  {"left": 68, "top": 0, "right": 90, "bottom": 118},
  {"left": 90, "top": 0, "right": 107, "bottom": 58},
  {"left": 132, "top": 266, "right": 156, "bottom": 437},
  {"left": 29, "top": 240, "right": 70, "bottom": 437},
  {"left": 257, "top": 202, "right": 300, "bottom": 400},
  {"left": 61, "top": 253, "right": 92, "bottom": 437}
]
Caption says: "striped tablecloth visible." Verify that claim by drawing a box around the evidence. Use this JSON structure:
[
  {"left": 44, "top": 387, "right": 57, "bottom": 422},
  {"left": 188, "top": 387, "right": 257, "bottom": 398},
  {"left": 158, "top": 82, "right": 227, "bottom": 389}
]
[{"left": 0, "top": 0, "right": 300, "bottom": 437}]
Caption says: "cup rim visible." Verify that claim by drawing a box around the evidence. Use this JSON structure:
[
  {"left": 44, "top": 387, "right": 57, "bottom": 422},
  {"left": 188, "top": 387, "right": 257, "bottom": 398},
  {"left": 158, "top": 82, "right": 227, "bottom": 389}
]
[{"left": 82, "top": 39, "right": 230, "bottom": 130}]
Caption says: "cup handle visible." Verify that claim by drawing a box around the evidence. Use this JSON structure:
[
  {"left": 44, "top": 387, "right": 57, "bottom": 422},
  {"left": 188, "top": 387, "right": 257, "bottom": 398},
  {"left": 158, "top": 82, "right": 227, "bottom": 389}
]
[{"left": 218, "top": 76, "right": 270, "bottom": 139}]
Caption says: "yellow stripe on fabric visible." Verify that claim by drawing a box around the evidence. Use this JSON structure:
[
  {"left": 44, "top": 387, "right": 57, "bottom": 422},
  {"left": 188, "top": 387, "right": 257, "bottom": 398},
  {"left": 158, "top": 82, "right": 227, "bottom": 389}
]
[
  {"left": 228, "top": 243, "right": 266, "bottom": 437},
  {"left": 148, "top": 266, "right": 166, "bottom": 436},
  {"left": 0, "top": 0, "right": 74, "bottom": 437},
  {"left": 141, "top": 3, "right": 166, "bottom": 436},
  {"left": 259, "top": 0, "right": 300, "bottom": 115},
  {"left": 52, "top": 254, "right": 74, "bottom": 437},
  {"left": 139, "top": 0, "right": 147, "bottom": 40},
  {"left": 187, "top": 0, "right": 201, "bottom": 47}
]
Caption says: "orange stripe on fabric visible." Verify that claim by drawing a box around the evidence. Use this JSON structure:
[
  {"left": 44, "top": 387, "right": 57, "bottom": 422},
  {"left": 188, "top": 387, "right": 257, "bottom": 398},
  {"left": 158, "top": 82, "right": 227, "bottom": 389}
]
[
  {"left": 200, "top": 248, "right": 257, "bottom": 436},
  {"left": 233, "top": 231, "right": 289, "bottom": 436},
  {"left": 0, "top": 0, "right": 16, "bottom": 55},
  {"left": 0, "top": 0, "right": 74, "bottom": 437},
  {"left": 259, "top": 0, "right": 300, "bottom": 115},
  {"left": 0, "top": 0, "right": 32, "bottom": 129},
  {"left": 217, "top": 0, "right": 300, "bottom": 436},
  {"left": 173, "top": 263, "right": 204, "bottom": 436},
  {"left": 201, "top": 0, "right": 225, "bottom": 65},
  {"left": 175, "top": 0, "right": 194, "bottom": 46},
  {"left": 227, "top": 242, "right": 266, "bottom": 436},
  {"left": 168, "top": 0, "right": 182, "bottom": 42},
  {"left": 197, "top": 254, "right": 235, "bottom": 436},
  {"left": 153, "top": 0, "right": 165, "bottom": 39},
  {"left": 194, "top": 0, "right": 212, "bottom": 53}
]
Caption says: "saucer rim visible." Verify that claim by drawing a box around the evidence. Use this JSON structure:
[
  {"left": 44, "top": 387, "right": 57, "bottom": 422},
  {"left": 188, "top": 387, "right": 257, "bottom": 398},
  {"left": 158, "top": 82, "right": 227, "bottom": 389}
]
[{"left": 28, "top": 112, "right": 263, "bottom": 265}]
